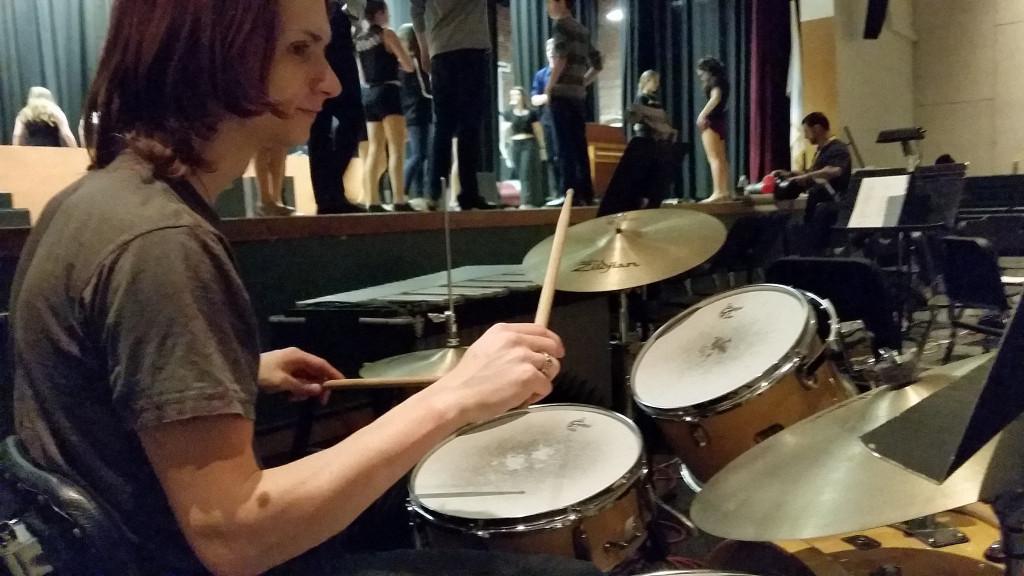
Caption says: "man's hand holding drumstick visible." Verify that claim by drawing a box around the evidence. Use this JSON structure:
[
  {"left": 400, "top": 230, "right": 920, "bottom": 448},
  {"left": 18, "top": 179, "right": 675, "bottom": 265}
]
[{"left": 324, "top": 191, "right": 576, "bottom": 423}]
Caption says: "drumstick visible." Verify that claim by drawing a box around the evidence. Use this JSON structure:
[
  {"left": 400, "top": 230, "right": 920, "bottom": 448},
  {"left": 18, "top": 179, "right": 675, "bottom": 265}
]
[
  {"left": 323, "top": 377, "right": 436, "bottom": 390},
  {"left": 534, "top": 188, "right": 574, "bottom": 328}
]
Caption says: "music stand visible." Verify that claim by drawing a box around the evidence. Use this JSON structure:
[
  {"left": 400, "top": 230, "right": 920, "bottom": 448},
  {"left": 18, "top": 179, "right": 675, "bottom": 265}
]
[{"left": 861, "top": 285, "right": 1024, "bottom": 576}]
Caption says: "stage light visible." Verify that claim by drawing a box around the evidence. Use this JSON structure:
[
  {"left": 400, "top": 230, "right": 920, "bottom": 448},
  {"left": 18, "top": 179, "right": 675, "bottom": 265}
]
[{"left": 605, "top": 8, "right": 624, "bottom": 23}]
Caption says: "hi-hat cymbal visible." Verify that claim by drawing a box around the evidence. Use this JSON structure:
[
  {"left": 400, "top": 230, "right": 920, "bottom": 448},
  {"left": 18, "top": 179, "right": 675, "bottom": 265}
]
[
  {"left": 360, "top": 347, "right": 466, "bottom": 380},
  {"left": 522, "top": 209, "right": 727, "bottom": 293},
  {"left": 691, "top": 354, "right": 1024, "bottom": 541}
]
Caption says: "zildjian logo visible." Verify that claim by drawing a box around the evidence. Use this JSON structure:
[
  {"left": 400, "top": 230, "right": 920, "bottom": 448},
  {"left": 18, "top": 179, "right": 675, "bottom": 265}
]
[{"left": 572, "top": 260, "right": 641, "bottom": 274}]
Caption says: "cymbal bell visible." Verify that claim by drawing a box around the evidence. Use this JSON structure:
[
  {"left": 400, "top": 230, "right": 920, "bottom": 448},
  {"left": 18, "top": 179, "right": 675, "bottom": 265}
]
[
  {"left": 692, "top": 354, "right": 1024, "bottom": 541},
  {"left": 522, "top": 209, "right": 727, "bottom": 293},
  {"left": 360, "top": 347, "right": 466, "bottom": 380}
]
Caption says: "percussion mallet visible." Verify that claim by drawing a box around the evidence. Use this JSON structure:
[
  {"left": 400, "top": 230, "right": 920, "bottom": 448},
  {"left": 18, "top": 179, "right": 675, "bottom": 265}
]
[{"left": 534, "top": 189, "right": 574, "bottom": 328}]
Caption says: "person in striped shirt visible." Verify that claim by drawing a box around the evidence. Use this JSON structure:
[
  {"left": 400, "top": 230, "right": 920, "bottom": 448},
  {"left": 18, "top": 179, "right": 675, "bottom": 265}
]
[{"left": 544, "top": 0, "right": 602, "bottom": 206}]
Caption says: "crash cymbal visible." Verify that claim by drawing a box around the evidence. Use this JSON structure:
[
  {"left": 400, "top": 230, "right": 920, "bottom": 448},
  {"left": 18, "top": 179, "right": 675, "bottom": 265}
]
[
  {"left": 692, "top": 354, "right": 1024, "bottom": 541},
  {"left": 360, "top": 347, "right": 466, "bottom": 380},
  {"left": 522, "top": 209, "right": 727, "bottom": 293}
]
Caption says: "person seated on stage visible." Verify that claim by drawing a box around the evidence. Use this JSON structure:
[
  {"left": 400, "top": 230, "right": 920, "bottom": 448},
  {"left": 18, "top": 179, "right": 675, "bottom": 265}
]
[
  {"left": 772, "top": 112, "right": 852, "bottom": 255},
  {"left": 11, "top": 86, "right": 78, "bottom": 148},
  {"left": 10, "top": 1, "right": 595, "bottom": 575},
  {"left": 598, "top": 70, "right": 682, "bottom": 216}
]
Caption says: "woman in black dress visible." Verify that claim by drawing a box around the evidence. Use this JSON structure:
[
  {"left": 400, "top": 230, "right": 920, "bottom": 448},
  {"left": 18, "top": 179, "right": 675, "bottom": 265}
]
[{"left": 696, "top": 56, "right": 732, "bottom": 202}]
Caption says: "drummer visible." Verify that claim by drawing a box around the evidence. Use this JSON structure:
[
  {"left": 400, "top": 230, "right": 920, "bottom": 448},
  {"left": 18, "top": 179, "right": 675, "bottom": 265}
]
[{"left": 9, "top": 1, "right": 595, "bottom": 575}]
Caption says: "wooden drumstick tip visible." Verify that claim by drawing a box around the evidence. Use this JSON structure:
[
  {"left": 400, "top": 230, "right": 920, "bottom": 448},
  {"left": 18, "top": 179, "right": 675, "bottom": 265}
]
[{"left": 534, "top": 188, "right": 574, "bottom": 328}]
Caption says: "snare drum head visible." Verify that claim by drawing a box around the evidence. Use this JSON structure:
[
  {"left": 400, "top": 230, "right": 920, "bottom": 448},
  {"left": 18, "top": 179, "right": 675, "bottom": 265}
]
[
  {"left": 410, "top": 405, "right": 642, "bottom": 521},
  {"left": 633, "top": 286, "right": 811, "bottom": 410}
]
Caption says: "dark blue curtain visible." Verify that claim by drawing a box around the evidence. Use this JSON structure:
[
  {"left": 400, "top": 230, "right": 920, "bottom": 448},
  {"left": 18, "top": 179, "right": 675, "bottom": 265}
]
[
  {"left": 511, "top": 0, "right": 551, "bottom": 88},
  {"left": 388, "top": 0, "right": 412, "bottom": 27},
  {"left": 0, "top": 0, "right": 115, "bottom": 145},
  {"left": 624, "top": 0, "right": 750, "bottom": 200}
]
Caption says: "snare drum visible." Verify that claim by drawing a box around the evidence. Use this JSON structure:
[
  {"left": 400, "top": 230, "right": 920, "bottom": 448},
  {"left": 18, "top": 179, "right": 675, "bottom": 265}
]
[
  {"left": 409, "top": 404, "right": 649, "bottom": 572},
  {"left": 632, "top": 285, "right": 855, "bottom": 484}
]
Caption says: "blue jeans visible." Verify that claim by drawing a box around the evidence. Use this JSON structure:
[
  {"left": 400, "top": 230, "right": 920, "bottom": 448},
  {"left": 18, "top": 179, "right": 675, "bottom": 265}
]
[{"left": 404, "top": 123, "right": 432, "bottom": 198}]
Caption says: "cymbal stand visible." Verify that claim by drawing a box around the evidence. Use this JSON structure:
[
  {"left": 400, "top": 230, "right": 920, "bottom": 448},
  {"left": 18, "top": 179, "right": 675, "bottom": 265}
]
[{"left": 427, "top": 178, "right": 461, "bottom": 348}]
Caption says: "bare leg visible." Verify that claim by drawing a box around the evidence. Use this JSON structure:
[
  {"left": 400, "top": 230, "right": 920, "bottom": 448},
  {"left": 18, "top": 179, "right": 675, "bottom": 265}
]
[
  {"left": 363, "top": 122, "right": 387, "bottom": 207},
  {"left": 255, "top": 146, "right": 292, "bottom": 215},
  {"left": 700, "top": 128, "right": 732, "bottom": 203},
  {"left": 382, "top": 115, "right": 408, "bottom": 205}
]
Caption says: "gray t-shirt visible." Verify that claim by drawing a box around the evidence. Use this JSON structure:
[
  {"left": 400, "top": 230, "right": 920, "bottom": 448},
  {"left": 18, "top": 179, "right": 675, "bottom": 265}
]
[
  {"left": 410, "top": 0, "right": 491, "bottom": 58},
  {"left": 11, "top": 153, "right": 260, "bottom": 575}
]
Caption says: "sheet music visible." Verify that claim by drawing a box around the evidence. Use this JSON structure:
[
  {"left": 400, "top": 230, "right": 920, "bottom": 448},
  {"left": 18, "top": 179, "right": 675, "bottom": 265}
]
[{"left": 847, "top": 175, "right": 911, "bottom": 228}]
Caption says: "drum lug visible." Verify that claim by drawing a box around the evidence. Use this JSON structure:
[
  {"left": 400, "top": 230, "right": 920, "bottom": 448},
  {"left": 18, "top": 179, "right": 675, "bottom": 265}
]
[
  {"left": 690, "top": 423, "right": 710, "bottom": 448},
  {"left": 602, "top": 528, "right": 645, "bottom": 552},
  {"left": 573, "top": 525, "right": 593, "bottom": 563}
]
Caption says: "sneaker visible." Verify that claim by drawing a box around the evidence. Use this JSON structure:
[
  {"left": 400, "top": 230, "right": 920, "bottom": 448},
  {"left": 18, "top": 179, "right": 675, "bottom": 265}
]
[
  {"left": 392, "top": 202, "right": 418, "bottom": 212},
  {"left": 366, "top": 204, "right": 388, "bottom": 213},
  {"left": 408, "top": 197, "right": 429, "bottom": 212}
]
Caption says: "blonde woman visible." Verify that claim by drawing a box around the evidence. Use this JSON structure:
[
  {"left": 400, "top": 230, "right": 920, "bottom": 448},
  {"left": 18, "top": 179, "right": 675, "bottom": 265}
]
[
  {"left": 11, "top": 87, "right": 77, "bottom": 147},
  {"left": 355, "top": 0, "right": 416, "bottom": 211}
]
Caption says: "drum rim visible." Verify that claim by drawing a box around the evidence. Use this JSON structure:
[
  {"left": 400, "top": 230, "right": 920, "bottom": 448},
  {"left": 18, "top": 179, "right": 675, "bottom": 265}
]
[
  {"left": 631, "top": 284, "right": 820, "bottom": 420},
  {"left": 638, "top": 572, "right": 761, "bottom": 576},
  {"left": 408, "top": 403, "right": 646, "bottom": 534},
  {"left": 798, "top": 289, "right": 842, "bottom": 351}
]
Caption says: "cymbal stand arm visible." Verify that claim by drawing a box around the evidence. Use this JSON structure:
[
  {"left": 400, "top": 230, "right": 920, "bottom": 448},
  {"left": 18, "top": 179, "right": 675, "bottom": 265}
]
[{"left": 441, "top": 177, "right": 460, "bottom": 348}]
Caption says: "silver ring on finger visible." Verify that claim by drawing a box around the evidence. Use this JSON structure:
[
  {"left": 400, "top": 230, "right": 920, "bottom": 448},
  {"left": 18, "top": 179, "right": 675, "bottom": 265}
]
[{"left": 540, "top": 352, "right": 554, "bottom": 377}]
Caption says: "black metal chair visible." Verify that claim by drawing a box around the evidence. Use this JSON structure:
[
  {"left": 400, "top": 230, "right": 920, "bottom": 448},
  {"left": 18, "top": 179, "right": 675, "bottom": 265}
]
[
  {"left": 940, "top": 236, "right": 1013, "bottom": 362},
  {"left": 766, "top": 257, "right": 905, "bottom": 352},
  {"left": 0, "top": 436, "right": 140, "bottom": 576}
]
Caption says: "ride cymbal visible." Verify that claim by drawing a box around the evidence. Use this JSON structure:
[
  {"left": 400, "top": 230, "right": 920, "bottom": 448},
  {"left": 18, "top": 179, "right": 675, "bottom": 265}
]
[
  {"left": 522, "top": 209, "right": 727, "bottom": 293},
  {"left": 692, "top": 354, "right": 1024, "bottom": 541}
]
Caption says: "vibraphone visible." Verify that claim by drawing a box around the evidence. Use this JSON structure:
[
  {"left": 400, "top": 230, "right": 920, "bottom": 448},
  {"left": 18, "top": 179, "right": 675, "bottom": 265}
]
[{"left": 274, "top": 265, "right": 612, "bottom": 406}]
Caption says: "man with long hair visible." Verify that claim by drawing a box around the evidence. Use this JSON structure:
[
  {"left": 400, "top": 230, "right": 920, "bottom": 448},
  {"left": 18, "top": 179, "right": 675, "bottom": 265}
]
[{"left": 13, "top": 0, "right": 593, "bottom": 574}]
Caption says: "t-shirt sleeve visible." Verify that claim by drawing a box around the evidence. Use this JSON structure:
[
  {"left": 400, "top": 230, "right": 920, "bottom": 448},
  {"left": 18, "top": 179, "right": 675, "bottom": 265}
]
[
  {"left": 819, "top": 143, "right": 852, "bottom": 175},
  {"left": 532, "top": 69, "right": 545, "bottom": 96},
  {"left": 86, "top": 226, "right": 260, "bottom": 431}
]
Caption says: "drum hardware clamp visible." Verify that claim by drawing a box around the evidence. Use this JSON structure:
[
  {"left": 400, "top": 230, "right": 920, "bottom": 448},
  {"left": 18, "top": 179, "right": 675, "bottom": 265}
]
[{"left": 893, "top": 516, "right": 969, "bottom": 549}]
